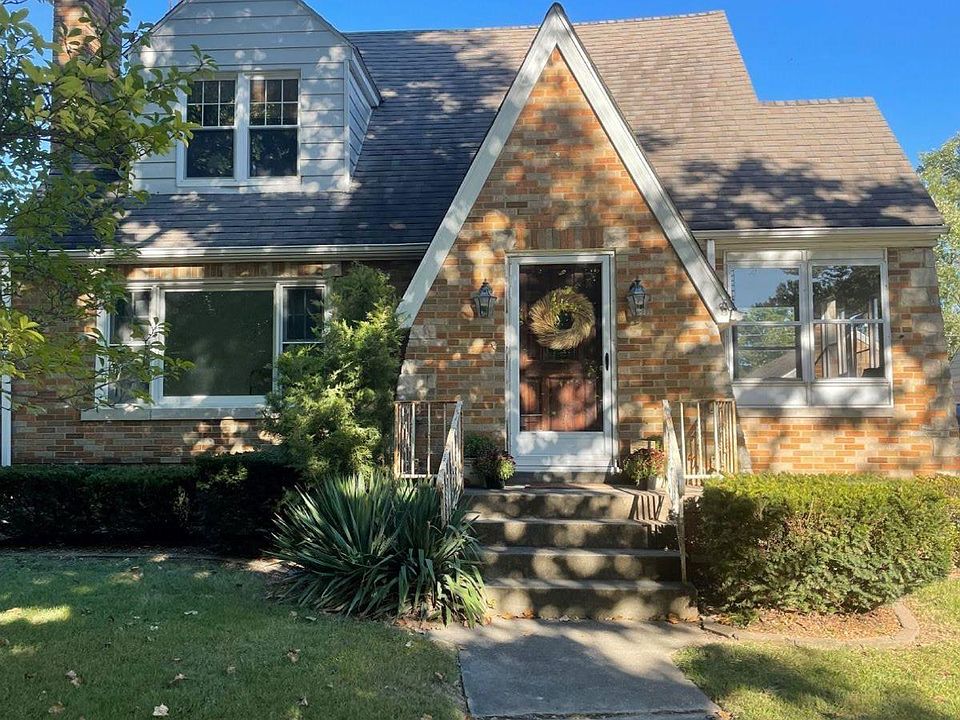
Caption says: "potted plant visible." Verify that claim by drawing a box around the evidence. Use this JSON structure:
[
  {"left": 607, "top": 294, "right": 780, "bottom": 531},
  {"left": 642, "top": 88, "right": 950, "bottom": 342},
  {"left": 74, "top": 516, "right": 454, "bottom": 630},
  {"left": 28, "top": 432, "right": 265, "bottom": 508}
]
[
  {"left": 620, "top": 447, "right": 666, "bottom": 490},
  {"left": 464, "top": 434, "right": 498, "bottom": 487},
  {"left": 474, "top": 449, "right": 516, "bottom": 490}
]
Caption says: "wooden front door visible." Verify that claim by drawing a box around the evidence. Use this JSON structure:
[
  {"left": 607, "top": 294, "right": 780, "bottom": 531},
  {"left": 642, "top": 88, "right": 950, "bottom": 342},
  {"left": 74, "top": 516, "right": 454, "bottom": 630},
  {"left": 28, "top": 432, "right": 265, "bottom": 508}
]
[{"left": 507, "top": 254, "right": 616, "bottom": 471}]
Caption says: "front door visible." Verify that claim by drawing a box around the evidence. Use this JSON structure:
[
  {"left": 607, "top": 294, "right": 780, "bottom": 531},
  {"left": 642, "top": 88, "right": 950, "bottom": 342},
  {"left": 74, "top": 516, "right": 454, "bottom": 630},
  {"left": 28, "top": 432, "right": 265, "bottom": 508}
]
[{"left": 507, "top": 254, "right": 616, "bottom": 471}]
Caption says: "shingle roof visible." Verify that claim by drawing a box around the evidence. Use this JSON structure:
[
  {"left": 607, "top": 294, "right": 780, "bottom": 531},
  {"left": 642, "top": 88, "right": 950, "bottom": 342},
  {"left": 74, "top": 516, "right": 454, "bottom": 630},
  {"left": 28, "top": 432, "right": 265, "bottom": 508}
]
[{"left": 110, "top": 10, "right": 942, "bottom": 251}]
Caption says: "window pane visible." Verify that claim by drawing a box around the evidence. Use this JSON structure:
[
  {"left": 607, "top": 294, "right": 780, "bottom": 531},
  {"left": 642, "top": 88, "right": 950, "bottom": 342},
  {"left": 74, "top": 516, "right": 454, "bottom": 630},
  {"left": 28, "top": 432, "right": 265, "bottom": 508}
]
[
  {"left": 202, "top": 103, "right": 218, "bottom": 126},
  {"left": 250, "top": 128, "right": 298, "bottom": 177},
  {"left": 733, "top": 325, "right": 801, "bottom": 380},
  {"left": 814, "top": 322, "right": 885, "bottom": 379},
  {"left": 187, "top": 104, "right": 201, "bottom": 123},
  {"left": 251, "top": 79, "right": 265, "bottom": 103},
  {"left": 218, "top": 104, "right": 235, "bottom": 126},
  {"left": 110, "top": 291, "right": 151, "bottom": 345},
  {"left": 219, "top": 79, "right": 235, "bottom": 102},
  {"left": 164, "top": 291, "right": 273, "bottom": 396},
  {"left": 186, "top": 129, "right": 234, "bottom": 178},
  {"left": 107, "top": 374, "right": 149, "bottom": 405},
  {"left": 281, "top": 102, "right": 298, "bottom": 125},
  {"left": 282, "top": 79, "right": 298, "bottom": 101},
  {"left": 267, "top": 79, "right": 282, "bottom": 102},
  {"left": 730, "top": 267, "right": 799, "bottom": 322},
  {"left": 813, "top": 265, "right": 882, "bottom": 320},
  {"left": 283, "top": 287, "right": 323, "bottom": 343}
]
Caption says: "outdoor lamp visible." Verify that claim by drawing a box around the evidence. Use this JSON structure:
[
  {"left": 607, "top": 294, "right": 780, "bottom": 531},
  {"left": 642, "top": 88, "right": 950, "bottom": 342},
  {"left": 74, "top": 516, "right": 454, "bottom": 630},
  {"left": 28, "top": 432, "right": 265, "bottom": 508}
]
[
  {"left": 626, "top": 278, "right": 648, "bottom": 318},
  {"left": 471, "top": 279, "right": 497, "bottom": 319}
]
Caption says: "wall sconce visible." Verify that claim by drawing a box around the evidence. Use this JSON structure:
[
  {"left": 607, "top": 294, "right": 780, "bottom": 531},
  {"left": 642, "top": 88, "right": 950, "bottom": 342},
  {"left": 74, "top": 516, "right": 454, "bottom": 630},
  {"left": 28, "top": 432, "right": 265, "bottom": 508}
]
[
  {"left": 471, "top": 279, "right": 497, "bottom": 319},
  {"left": 626, "top": 278, "right": 649, "bottom": 318}
]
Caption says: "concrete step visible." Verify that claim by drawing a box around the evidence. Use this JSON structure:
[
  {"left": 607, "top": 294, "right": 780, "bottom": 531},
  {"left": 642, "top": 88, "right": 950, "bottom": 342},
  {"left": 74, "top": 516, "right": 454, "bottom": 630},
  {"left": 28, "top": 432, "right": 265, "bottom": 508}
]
[
  {"left": 474, "top": 516, "right": 677, "bottom": 550},
  {"left": 466, "top": 487, "right": 663, "bottom": 521},
  {"left": 511, "top": 470, "right": 619, "bottom": 485},
  {"left": 481, "top": 545, "right": 682, "bottom": 582},
  {"left": 484, "top": 578, "right": 698, "bottom": 621}
]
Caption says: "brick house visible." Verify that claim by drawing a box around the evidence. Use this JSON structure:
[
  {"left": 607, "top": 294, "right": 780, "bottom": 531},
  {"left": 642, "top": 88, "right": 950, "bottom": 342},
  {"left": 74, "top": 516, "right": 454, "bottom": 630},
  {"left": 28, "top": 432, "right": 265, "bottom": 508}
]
[{"left": 9, "top": 0, "right": 959, "bottom": 477}]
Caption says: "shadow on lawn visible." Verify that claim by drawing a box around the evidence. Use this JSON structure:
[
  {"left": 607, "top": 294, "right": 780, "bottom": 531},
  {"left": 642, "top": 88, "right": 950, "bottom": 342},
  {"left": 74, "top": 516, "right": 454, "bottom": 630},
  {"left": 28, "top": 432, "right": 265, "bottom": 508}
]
[{"left": 680, "top": 644, "right": 956, "bottom": 720}]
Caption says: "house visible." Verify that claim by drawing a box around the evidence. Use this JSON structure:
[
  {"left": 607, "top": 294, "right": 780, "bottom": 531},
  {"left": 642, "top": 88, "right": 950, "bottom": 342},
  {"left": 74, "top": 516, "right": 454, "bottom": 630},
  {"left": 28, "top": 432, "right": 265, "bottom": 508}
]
[{"left": 10, "top": 0, "right": 959, "bottom": 477}]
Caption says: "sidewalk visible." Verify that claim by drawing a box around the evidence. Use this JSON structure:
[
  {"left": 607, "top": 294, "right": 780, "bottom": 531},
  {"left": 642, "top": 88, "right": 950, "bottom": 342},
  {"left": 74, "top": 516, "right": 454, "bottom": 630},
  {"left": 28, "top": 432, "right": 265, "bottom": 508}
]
[{"left": 431, "top": 618, "right": 720, "bottom": 719}]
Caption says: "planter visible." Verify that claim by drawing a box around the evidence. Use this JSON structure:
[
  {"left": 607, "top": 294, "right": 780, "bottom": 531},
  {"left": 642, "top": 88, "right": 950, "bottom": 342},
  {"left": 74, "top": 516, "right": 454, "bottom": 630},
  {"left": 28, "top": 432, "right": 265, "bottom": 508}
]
[{"left": 485, "top": 476, "right": 506, "bottom": 491}]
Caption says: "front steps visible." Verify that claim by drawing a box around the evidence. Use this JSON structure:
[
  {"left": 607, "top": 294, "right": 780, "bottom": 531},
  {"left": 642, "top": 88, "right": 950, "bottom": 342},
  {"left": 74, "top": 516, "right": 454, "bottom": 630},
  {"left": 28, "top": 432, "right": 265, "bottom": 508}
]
[{"left": 466, "top": 486, "right": 697, "bottom": 621}]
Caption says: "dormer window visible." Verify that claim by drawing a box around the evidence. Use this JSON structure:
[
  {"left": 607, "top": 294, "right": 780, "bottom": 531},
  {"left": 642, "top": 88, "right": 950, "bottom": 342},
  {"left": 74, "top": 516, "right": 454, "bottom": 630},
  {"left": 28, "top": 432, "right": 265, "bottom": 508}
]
[
  {"left": 185, "top": 79, "right": 236, "bottom": 178},
  {"left": 250, "top": 78, "right": 299, "bottom": 177},
  {"left": 181, "top": 73, "right": 300, "bottom": 185}
]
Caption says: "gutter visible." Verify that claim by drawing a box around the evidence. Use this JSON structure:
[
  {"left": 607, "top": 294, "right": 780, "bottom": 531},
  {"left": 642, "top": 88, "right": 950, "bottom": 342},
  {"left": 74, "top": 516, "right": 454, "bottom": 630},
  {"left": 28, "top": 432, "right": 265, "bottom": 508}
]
[
  {"left": 59, "top": 243, "right": 431, "bottom": 264},
  {"left": 694, "top": 225, "right": 948, "bottom": 247}
]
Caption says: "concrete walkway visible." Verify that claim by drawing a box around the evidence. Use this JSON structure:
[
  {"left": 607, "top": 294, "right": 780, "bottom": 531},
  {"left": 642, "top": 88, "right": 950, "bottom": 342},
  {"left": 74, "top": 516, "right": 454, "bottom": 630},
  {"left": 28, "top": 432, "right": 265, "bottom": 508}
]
[{"left": 431, "top": 619, "right": 720, "bottom": 719}]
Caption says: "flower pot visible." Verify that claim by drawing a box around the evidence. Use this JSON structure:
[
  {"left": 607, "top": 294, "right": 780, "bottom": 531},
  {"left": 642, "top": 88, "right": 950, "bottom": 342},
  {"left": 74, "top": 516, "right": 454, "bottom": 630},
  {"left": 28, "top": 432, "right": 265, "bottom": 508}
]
[{"left": 485, "top": 476, "right": 506, "bottom": 490}]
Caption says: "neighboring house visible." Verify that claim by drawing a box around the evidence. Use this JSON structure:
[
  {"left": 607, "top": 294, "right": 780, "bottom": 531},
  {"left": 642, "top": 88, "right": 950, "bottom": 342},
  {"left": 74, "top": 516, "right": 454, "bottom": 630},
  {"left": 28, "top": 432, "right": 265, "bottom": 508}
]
[{"left": 10, "top": 0, "right": 959, "bottom": 476}]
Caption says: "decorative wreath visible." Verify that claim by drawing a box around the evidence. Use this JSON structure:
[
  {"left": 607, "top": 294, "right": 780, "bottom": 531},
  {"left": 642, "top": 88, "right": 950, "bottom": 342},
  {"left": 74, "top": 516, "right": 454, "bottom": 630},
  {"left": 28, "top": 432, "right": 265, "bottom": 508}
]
[{"left": 528, "top": 287, "right": 596, "bottom": 350}]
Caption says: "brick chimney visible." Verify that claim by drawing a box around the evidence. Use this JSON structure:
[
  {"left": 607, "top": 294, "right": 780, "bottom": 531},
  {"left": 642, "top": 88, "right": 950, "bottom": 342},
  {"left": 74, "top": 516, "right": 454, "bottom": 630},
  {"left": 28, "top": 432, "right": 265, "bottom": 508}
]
[{"left": 53, "top": 0, "right": 120, "bottom": 64}]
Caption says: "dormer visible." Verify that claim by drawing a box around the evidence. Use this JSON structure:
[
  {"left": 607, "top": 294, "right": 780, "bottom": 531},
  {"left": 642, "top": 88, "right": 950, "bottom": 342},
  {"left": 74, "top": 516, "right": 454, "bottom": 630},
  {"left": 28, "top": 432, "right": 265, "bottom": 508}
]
[{"left": 134, "top": 0, "right": 379, "bottom": 194}]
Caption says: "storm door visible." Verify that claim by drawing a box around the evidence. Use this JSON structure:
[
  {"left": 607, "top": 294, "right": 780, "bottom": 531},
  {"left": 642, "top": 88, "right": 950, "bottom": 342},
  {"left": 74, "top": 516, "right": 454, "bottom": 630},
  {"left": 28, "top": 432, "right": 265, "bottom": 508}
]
[{"left": 507, "top": 254, "right": 616, "bottom": 471}]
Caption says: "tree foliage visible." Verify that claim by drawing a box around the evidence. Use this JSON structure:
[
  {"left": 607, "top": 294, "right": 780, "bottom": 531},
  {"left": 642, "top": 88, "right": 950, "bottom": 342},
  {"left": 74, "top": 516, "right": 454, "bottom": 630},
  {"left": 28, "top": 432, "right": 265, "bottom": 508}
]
[
  {"left": 266, "top": 265, "right": 404, "bottom": 478},
  {"left": 918, "top": 133, "right": 960, "bottom": 357},
  {"left": 0, "top": 0, "right": 210, "bottom": 408}
]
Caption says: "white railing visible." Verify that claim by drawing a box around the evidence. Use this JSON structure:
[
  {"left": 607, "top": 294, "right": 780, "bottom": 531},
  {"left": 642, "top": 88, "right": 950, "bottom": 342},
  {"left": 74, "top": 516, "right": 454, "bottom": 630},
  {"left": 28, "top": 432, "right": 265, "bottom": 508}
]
[
  {"left": 673, "top": 398, "right": 740, "bottom": 484},
  {"left": 662, "top": 400, "right": 688, "bottom": 583},
  {"left": 394, "top": 400, "right": 464, "bottom": 524}
]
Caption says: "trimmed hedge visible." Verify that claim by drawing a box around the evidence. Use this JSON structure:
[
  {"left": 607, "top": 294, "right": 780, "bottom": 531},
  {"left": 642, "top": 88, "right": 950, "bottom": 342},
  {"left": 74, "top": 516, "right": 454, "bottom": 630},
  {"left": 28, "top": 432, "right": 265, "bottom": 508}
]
[
  {"left": 0, "top": 465, "right": 195, "bottom": 544},
  {"left": 686, "top": 473, "right": 956, "bottom": 616},
  {"left": 194, "top": 448, "right": 302, "bottom": 553},
  {"left": 0, "top": 450, "right": 304, "bottom": 554}
]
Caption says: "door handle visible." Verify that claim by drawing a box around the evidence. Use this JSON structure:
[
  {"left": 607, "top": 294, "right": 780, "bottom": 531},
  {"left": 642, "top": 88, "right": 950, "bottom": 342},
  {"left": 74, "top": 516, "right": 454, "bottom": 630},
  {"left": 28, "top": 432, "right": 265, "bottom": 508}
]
[{"left": 605, "top": 352, "right": 610, "bottom": 371}]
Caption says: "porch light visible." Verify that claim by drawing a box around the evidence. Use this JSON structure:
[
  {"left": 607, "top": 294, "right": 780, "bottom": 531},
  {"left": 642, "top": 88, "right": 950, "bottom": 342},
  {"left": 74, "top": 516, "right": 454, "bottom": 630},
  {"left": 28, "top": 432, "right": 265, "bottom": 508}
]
[
  {"left": 471, "top": 279, "right": 497, "bottom": 319},
  {"left": 626, "top": 278, "right": 649, "bottom": 318}
]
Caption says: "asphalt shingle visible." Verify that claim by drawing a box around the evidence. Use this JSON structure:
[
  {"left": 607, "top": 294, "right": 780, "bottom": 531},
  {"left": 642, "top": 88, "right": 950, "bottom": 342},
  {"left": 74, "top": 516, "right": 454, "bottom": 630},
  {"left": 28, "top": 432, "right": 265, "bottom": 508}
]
[{"left": 106, "top": 11, "right": 941, "bottom": 251}]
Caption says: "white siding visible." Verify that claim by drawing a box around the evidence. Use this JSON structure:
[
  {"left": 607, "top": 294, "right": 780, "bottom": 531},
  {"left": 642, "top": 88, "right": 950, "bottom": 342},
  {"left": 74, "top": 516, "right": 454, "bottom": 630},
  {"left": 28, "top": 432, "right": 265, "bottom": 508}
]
[
  {"left": 133, "top": 0, "right": 371, "bottom": 194},
  {"left": 347, "top": 59, "right": 375, "bottom": 172}
]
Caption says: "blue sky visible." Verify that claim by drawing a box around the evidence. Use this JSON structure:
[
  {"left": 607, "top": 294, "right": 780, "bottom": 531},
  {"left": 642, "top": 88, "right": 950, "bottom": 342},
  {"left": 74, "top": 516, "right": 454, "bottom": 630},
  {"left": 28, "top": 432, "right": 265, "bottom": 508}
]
[{"left": 25, "top": 0, "right": 960, "bottom": 164}]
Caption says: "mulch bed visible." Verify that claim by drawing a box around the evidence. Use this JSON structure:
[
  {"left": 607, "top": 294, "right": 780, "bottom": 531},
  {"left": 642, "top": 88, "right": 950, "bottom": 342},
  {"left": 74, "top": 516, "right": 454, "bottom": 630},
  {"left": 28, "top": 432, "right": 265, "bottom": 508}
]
[{"left": 742, "top": 606, "right": 902, "bottom": 639}]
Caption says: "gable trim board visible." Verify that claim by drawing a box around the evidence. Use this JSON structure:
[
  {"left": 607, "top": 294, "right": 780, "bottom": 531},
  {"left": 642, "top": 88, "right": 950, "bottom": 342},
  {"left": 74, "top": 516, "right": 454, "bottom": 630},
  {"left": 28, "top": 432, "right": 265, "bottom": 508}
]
[
  {"left": 397, "top": 3, "right": 737, "bottom": 328},
  {"left": 698, "top": 225, "right": 948, "bottom": 248}
]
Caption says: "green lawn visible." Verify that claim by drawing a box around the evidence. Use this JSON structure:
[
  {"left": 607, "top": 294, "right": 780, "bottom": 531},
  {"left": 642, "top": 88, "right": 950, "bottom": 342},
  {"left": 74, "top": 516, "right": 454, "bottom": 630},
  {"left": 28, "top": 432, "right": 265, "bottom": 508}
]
[
  {"left": 676, "top": 576, "right": 960, "bottom": 720},
  {"left": 0, "top": 555, "right": 463, "bottom": 720}
]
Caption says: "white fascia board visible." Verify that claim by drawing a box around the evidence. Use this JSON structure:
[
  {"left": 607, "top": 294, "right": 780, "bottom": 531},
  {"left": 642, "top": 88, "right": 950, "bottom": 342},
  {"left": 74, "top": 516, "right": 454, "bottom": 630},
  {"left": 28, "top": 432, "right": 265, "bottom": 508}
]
[
  {"left": 697, "top": 225, "right": 948, "bottom": 247},
  {"left": 62, "top": 243, "right": 428, "bottom": 264},
  {"left": 397, "top": 3, "right": 735, "bottom": 327}
]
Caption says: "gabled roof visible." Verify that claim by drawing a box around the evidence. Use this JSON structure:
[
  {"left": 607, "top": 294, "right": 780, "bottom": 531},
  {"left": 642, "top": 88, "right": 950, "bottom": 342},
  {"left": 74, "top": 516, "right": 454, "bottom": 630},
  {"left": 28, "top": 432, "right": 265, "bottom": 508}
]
[
  {"left": 76, "top": 3, "right": 942, "bottom": 252},
  {"left": 398, "top": 4, "right": 735, "bottom": 325}
]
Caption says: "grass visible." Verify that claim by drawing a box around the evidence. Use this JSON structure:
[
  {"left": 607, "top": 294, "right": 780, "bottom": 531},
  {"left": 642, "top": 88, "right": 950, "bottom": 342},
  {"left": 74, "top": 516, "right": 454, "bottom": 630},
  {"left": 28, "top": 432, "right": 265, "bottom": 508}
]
[
  {"left": 676, "top": 575, "right": 960, "bottom": 720},
  {"left": 0, "top": 554, "right": 463, "bottom": 720}
]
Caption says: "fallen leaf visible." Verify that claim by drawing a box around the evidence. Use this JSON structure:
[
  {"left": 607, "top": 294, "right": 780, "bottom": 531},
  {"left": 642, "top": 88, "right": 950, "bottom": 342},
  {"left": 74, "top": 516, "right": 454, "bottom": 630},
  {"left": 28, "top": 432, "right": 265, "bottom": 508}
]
[
  {"left": 48, "top": 703, "right": 65, "bottom": 715},
  {"left": 152, "top": 704, "right": 169, "bottom": 717},
  {"left": 433, "top": 672, "right": 444, "bottom": 683},
  {"left": 404, "top": 641, "right": 412, "bottom": 648},
  {"left": 304, "top": 616, "right": 317, "bottom": 622},
  {"left": 169, "top": 673, "right": 186, "bottom": 686},
  {"left": 420, "top": 715, "right": 433, "bottom": 720},
  {"left": 65, "top": 670, "right": 81, "bottom": 688},
  {"left": 286, "top": 649, "right": 300, "bottom": 664},
  {"left": 183, "top": 611, "right": 198, "bottom": 616},
  {"left": 226, "top": 665, "right": 236, "bottom": 675},
  {"left": 172, "top": 657, "right": 181, "bottom": 663},
  {"left": 297, "top": 696, "right": 309, "bottom": 707},
  {"left": 150, "top": 625, "right": 160, "bottom": 631}
]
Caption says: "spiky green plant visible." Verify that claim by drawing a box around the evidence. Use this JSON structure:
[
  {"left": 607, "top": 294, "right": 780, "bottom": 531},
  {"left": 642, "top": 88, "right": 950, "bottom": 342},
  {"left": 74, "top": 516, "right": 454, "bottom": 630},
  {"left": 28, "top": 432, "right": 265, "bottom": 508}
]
[{"left": 270, "top": 472, "right": 486, "bottom": 625}]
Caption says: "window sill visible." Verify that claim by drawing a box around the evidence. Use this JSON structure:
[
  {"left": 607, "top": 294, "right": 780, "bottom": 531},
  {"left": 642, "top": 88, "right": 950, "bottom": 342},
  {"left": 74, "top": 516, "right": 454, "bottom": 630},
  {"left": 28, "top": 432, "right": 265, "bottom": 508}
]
[
  {"left": 737, "top": 406, "right": 894, "bottom": 419},
  {"left": 176, "top": 177, "right": 301, "bottom": 190},
  {"left": 81, "top": 406, "right": 264, "bottom": 422}
]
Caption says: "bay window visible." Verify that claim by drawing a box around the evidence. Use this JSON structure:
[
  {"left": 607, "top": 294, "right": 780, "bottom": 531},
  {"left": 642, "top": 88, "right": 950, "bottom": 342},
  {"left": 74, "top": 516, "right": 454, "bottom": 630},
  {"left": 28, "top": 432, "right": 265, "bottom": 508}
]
[
  {"left": 97, "top": 281, "right": 324, "bottom": 415},
  {"left": 727, "top": 251, "right": 891, "bottom": 408},
  {"left": 181, "top": 73, "right": 300, "bottom": 184}
]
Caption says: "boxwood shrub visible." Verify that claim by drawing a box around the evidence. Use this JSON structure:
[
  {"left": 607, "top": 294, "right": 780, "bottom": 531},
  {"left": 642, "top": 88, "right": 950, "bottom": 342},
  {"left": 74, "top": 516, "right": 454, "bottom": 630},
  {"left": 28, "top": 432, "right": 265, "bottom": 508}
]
[
  {"left": 194, "top": 448, "right": 303, "bottom": 553},
  {"left": 0, "top": 464, "right": 195, "bottom": 544},
  {"left": 685, "top": 473, "right": 956, "bottom": 615}
]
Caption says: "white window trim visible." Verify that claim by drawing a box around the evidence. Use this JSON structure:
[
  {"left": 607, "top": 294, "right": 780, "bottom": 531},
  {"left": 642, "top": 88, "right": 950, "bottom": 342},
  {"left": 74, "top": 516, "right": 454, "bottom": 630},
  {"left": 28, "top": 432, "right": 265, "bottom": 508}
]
[
  {"left": 176, "top": 71, "right": 302, "bottom": 190},
  {"left": 725, "top": 249, "right": 893, "bottom": 409},
  {"left": 86, "top": 278, "right": 325, "bottom": 421}
]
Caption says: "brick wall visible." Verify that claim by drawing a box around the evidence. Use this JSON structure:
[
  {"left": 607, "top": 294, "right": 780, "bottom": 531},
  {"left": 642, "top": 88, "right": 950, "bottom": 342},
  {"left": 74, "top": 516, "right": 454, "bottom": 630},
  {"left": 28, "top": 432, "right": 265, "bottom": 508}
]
[
  {"left": 401, "top": 49, "right": 731, "bottom": 454},
  {"left": 13, "top": 258, "right": 418, "bottom": 464},
  {"left": 738, "top": 247, "right": 960, "bottom": 475}
]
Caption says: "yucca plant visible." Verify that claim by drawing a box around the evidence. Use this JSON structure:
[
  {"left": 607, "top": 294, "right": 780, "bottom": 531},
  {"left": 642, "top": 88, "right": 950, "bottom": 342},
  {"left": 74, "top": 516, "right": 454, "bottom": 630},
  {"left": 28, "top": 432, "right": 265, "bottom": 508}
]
[{"left": 270, "top": 472, "right": 486, "bottom": 625}]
